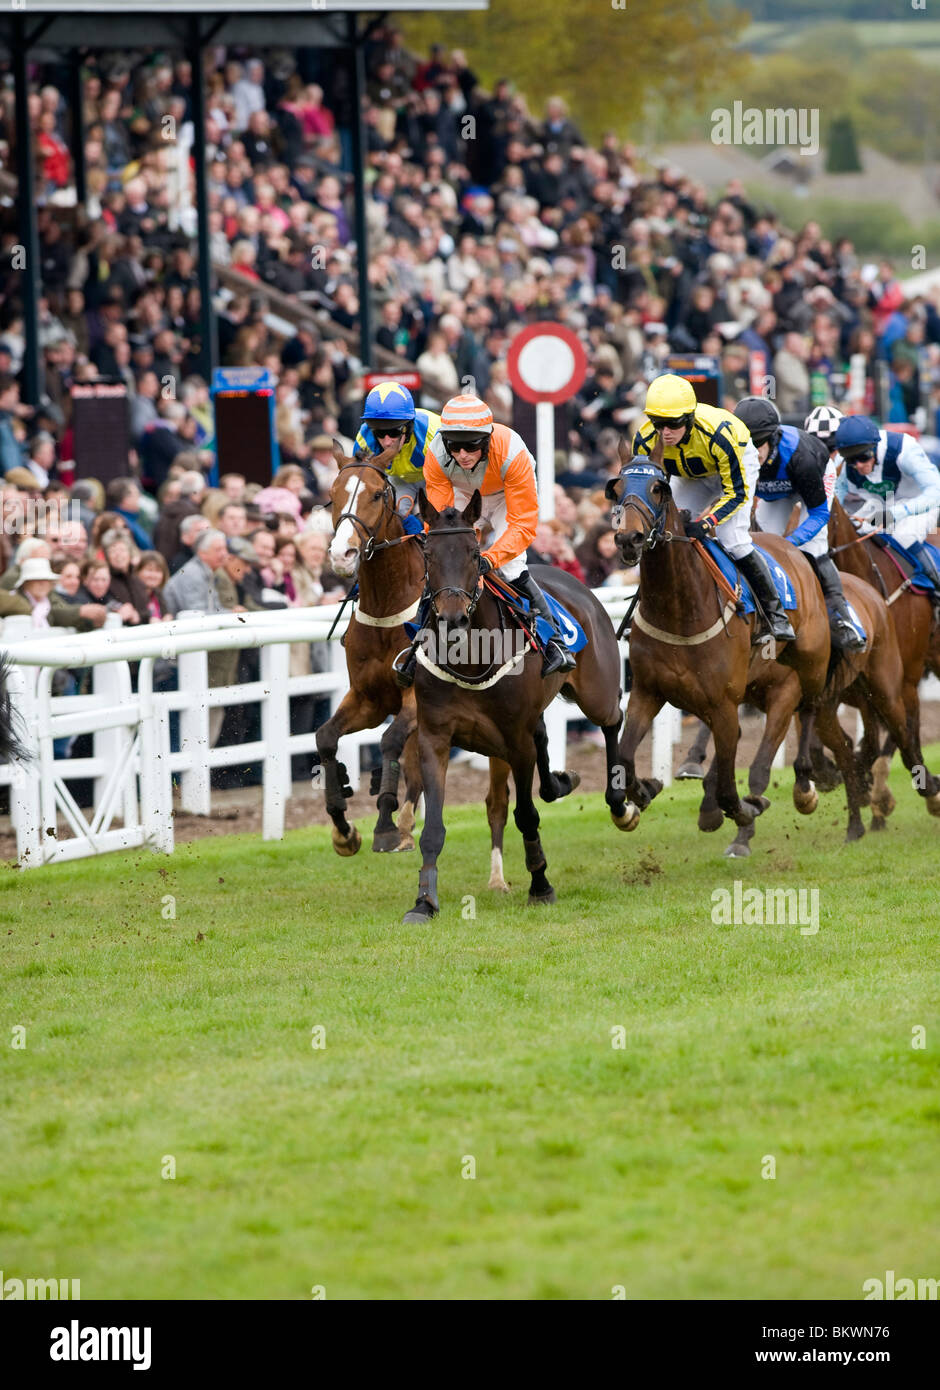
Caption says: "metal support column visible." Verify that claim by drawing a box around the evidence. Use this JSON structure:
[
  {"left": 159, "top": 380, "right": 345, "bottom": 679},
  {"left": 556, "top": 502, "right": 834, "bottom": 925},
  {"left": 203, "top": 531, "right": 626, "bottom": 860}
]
[
  {"left": 188, "top": 19, "right": 218, "bottom": 378},
  {"left": 348, "top": 15, "right": 372, "bottom": 369},
  {"left": 12, "top": 16, "right": 41, "bottom": 405},
  {"left": 68, "top": 50, "right": 87, "bottom": 209}
]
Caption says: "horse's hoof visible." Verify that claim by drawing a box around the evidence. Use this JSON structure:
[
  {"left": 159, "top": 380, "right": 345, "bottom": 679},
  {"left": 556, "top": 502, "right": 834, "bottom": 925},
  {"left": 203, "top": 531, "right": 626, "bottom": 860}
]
[
  {"left": 332, "top": 825, "right": 362, "bottom": 857},
  {"left": 925, "top": 792, "right": 940, "bottom": 817},
  {"left": 870, "top": 814, "right": 886, "bottom": 831},
  {"left": 878, "top": 791, "right": 897, "bottom": 816},
  {"left": 698, "top": 808, "right": 724, "bottom": 833},
  {"left": 563, "top": 770, "right": 581, "bottom": 793},
  {"left": 611, "top": 802, "right": 640, "bottom": 832},
  {"left": 372, "top": 829, "right": 401, "bottom": 853},
  {"left": 392, "top": 833, "right": 415, "bottom": 852},
  {"left": 488, "top": 876, "right": 511, "bottom": 892},
  {"left": 793, "top": 782, "right": 818, "bottom": 815},
  {"left": 402, "top": 896, "right": 438, "bottom": 925},
  {"left": 724, "top": 842, "right": 751, "bottom": 858},
  {"left": 676, "top": 760, "right": 705, "bottom": 780},
  {"left": 743, "top": 794, "right": 771, "bottom": 815},
  {"left": 528, "top": 887, "right": 557, "bottom": 906},
  {"left": 845, "top": 824, "right": 866, "bottom": 843}
]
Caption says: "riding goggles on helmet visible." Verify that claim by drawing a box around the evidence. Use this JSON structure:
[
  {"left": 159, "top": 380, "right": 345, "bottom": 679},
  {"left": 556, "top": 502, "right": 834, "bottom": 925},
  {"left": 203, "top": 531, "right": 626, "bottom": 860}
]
[
  {"left": 442, "top": 432, "right": 489, "bottom": 453},
  {"left": 366, "top": 420, "right": 411, "bottom": 439},
  {"left": 647, "top": 412, "right": 694, "bottom": 432}
]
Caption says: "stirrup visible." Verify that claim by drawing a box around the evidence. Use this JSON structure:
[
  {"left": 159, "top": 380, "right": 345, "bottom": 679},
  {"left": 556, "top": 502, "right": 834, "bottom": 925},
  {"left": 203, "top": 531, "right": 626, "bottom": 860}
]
[
  {"left": 393, "top": 645, "right": 418, "bottom": 689},
  {"left": 541, "top": 638, "right": 575, "bottom": 677}
]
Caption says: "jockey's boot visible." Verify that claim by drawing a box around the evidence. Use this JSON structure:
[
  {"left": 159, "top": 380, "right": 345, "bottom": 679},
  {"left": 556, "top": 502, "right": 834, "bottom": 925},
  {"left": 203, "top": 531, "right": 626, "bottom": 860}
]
[
  {"left": 908, "top": 541, "right": 940, "bottom": 620},
  {"left": 392, "top": 596, "right": 431, "bottom": 689},
  {"left": 736, "top": 548, "right": 796, "bottom": 645},
  {"left": 514, "top": 570, "right": 577, "bottom": 677},
  {"left": 811, "top": 553, "right": 866, "bottom": 651}
]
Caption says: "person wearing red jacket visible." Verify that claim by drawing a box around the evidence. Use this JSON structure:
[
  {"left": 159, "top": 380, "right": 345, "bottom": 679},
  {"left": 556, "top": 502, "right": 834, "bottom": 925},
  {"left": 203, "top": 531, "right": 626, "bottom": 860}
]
[{"left": 395, "top": 393, "right": 576, "bottom": 684}]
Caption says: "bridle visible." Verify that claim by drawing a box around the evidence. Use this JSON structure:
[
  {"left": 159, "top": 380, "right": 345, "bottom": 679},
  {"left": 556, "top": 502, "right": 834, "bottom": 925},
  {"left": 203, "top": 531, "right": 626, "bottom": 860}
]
[
  {"left": 423, "top": 525, "right": 484, "bottom": 618},
  {"left": 333, "top": 460, "right": 421, "bottom": 561},
  {"left": 608, "top": 464, "right": 677, "bottom": 551}
]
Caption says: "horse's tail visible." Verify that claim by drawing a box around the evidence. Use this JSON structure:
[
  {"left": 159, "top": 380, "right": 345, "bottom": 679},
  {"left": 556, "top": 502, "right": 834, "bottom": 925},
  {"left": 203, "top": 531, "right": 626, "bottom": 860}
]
[{"left": 0, "top": 652, "right": 31, "bottom": 765}]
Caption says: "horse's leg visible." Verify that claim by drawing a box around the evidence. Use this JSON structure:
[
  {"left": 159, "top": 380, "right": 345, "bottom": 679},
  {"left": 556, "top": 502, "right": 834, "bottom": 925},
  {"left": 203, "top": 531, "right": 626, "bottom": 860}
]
[
  {"left": 373, "top": 695, "right": 418, "bottom": 853},
  {"left": 395, "top": 728, "right": 423, "bottom": 852},
  {"left": 316, "top": 691, "right": 384, "bottom": 856},
  {"left": 677, "top": 718, "right": 711, "bottom": 780},
  {"left": 402, "top": 725, "right": 451, "bottom": 924},
  {"left": 864, "top": 676, "right": 940, "bottom": 817},
  {"left": 534, "top": 716, "right": 580, "bottom": 802},
  {"left": 511, "top": 744, "right": 556, "bottom": 906},
  {"left": 697, "top": 752, "right": 724, "bottom": 832},
  {"left": 816, "top": 703, "right": 866, "bottom": 842},
  {"left": 612, "top": 687, "right": 664, "bottom": 831},
  {"left": 711, "top": 699, "right": 763, "bottom": 829},
  {"left": 808, "top": 726, "right": 843, "bottom": 792},
  {"left": 793, "top": 710, "right": 819, "bottom": 814},
  {"left": 486, "top": 757, "right": 511, "bottom": 892},
  {"left": 603, "top": 719, "right": 628, "bottom": 819},
  {"left": 725, "top": 697, "right": 791, "bottom": 858}
]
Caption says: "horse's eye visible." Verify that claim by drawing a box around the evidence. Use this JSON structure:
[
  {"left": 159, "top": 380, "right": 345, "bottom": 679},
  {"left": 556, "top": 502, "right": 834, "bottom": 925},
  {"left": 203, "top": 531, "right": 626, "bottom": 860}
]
[{"left": 372, "top": 490, "right": 384, "bottom": 501}]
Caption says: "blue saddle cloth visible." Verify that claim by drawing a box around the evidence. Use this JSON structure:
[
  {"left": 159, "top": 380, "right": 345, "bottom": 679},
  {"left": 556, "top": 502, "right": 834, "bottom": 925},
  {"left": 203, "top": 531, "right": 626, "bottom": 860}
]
[
  {"left": 880, "top": 534, "right": 938, "bottom": 593},
  {"left": 405, "top": 583, "right": 587, "bottom": 653},
  {"left": 701, "top": 539, "right": 797, "bottom": 613}
]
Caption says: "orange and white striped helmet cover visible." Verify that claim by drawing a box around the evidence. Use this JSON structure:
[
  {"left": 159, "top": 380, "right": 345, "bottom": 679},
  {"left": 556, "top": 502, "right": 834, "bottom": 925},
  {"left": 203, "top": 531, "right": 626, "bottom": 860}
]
[{"left": 440, "top": 394, "right": 494, "bottom": 433}]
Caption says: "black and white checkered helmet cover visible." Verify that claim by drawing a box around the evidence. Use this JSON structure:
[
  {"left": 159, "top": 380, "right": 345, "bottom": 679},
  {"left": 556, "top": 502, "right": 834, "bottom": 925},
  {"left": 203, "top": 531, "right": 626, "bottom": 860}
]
[{"left": 804, "top": 405, "right": 844, "bottom": 443}]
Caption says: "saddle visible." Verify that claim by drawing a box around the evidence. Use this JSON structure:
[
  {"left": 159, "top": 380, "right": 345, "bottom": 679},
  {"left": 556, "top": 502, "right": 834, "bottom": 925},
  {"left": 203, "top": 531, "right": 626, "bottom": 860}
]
[
  {"left": 869, "top": 533, "right": 937, "bottom": 594},
  {"left": 482, "top": 572, "right": 588, "bottom": 655},
  {"left": 700, "top": 538, "right": 798, "bottom": 615}
]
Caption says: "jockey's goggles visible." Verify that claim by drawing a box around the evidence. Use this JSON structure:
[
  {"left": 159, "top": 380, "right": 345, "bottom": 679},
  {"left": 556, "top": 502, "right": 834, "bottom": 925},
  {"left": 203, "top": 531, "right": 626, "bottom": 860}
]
[
  {"left": 841, "top": 446, "right": 876, "bottom": 463},
  {"left": 367, "top": 420, "right": 411, "bottom": 439},
  {"left": 442, "top": 432, "right": 488, "bottom": 453},
  {"left": 647, "top": 412, "right": 693, "bottom": 432}
]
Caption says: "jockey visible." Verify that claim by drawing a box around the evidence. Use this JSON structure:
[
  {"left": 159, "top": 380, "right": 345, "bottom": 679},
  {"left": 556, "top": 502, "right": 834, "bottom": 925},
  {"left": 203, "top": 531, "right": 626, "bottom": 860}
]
[
  {"left": 734, "top": 396, "right": 865, "bottom": 651},
  {"left": 832, "top": 414, "right": 940, "bottom": 598},
  {"left": 633, "top": 374, "right": 795, "bottom": 643},
  {"left": 393, "top": 393, "right": 577, "bottom": 686},
  {"left": 804, "top": 404, "right": 844, "bottom": 455},
  {"left": 354, "top": 382, "right": 441, "bottom": 535}
]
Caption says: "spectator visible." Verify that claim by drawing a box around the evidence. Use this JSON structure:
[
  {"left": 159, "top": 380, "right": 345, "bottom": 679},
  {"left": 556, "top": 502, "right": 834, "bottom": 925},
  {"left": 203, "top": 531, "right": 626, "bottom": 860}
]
[
  {"left": 162, "top": 528, "right": 228, "bottom": 616},
  {"left": 100, "top": 529, "right": 150, "bottom": 624},
  {"left": 134, "top": 550, "right": 170, "bottom": 620}
]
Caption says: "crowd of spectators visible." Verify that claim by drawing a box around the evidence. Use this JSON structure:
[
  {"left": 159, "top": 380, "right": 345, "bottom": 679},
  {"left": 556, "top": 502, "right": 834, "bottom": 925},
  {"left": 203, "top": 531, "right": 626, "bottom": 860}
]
[{"left": 1, "top": 27, "right": 940, "bottom": 769}]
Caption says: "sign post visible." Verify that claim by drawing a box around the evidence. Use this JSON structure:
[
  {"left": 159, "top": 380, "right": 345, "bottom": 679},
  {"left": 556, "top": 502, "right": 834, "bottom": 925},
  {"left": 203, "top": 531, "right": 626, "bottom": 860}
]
[{"left": 507, "top": 323, "right": 587, "bottom": 520}]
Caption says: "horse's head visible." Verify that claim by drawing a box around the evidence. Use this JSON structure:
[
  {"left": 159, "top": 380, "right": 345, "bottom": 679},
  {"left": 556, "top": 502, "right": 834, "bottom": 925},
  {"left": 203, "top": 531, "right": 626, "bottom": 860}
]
[
  {"left": 606, "top": 437, "right": 672, "bottom": 565},
  {"left": 328, "top": 442, "right": 398, "bottom": 577},
  {"left": 418, "top": 489, "right": 483, "bottom": 630}
]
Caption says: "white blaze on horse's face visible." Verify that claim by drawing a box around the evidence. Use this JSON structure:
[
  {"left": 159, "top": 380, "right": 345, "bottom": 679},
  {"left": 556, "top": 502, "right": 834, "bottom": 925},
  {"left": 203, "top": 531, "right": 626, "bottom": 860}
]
[{"left": 330, "top": 474, "right": 363, "bottom": 577}]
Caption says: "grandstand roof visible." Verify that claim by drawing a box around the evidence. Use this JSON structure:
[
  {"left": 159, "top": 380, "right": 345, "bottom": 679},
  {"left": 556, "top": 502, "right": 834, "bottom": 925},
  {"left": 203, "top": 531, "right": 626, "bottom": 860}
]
[{"left": 0, "top": 1, "right": 486, "bottom": 51}]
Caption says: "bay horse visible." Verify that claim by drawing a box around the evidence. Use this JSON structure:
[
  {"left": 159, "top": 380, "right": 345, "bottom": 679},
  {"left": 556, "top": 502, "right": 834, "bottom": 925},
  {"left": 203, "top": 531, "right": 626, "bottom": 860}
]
[
  {"left": 609, "top": 450, "right": 832, "bottom": 847},
  {"left": 828, "top": 496, "right": 936, "bottom": 829},
  {"left": 317, "top": 444, "right": 427, "bottom": 855},
  {"left": 611, "top": 453, "right": 940, "bottom": 845},
  {"left": 402, "top": 489, "right": 623, "bottom": 924}
]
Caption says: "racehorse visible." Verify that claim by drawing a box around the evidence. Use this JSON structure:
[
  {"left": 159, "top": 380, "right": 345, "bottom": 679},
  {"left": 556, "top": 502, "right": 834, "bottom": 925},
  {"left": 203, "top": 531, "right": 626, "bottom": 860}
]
[
  {"left": 317, "top": 445, "right": 427, "bottom": 855},
  {"left": 0, "top": 653, "right": 28, "bottom": 764},
  {"left": 609, "top": 448, "right": 831, "bottom": 848},
  {"left": 611, "top": 451, "right": 940, "bottom": 846},
  {"left": 402, "top": 489, "right": 623, "bottom": 924},
  {"left": 826, "top": 495, "right": 936, "bottom": 829}
]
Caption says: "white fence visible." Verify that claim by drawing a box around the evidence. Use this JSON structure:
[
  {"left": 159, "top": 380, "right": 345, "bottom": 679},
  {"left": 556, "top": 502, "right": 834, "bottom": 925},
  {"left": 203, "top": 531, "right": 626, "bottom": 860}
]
[{"left": 0, "top": 586, "right": 681, "bottom": 869}]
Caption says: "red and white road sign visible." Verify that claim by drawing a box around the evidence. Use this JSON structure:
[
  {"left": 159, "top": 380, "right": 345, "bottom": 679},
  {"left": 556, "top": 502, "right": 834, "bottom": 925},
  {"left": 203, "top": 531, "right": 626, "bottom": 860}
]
[
  {"left": 507, "top": 322, "right": 588, "bottom": 405},
  {"left": 507, "top": 323, "right": 588, "bottom": 519}
]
